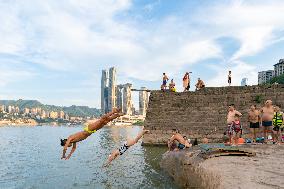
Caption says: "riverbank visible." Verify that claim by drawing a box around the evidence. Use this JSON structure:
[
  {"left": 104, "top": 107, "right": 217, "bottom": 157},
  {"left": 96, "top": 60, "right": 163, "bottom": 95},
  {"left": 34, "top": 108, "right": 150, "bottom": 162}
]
[{"left": 160, "top": 144, "right": 284, "bottom": 189}]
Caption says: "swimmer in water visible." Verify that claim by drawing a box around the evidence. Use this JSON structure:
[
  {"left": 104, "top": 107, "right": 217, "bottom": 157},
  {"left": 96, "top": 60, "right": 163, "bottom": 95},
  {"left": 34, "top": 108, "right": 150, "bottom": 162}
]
[
  {"left": 60, "top": 108, "right": 123, "bottom": 160},
  {"left": 104, "top": 129, "right": 150, "bottom": 167}
]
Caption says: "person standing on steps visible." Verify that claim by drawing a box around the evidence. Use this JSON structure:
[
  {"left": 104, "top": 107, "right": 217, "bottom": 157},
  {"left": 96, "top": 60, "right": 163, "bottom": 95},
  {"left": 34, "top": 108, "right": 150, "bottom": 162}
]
[
  {"left": 183, "top": 72, "right": 190, "bottom": 92},
  {"left": 228, "top": 71, "right": 232, "bottom": 86},
  {"left": 162, "top": 73, "right": 169, "bottom": 91}
]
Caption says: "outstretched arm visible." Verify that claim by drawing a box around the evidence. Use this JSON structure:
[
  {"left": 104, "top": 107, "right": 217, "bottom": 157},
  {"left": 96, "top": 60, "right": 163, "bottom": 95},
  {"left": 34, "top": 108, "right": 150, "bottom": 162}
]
[
  {"left": 104, "top": 150, "right": 120, "bottom": 167},
  {"left": 61, "top": 138, "right": 72, "bottom": 159},
  {"left": 127, "top": 130, "right": 149, "bottom": 146},
  {"left": 65, "top": 143, "right": 77, "bottom": 160}
]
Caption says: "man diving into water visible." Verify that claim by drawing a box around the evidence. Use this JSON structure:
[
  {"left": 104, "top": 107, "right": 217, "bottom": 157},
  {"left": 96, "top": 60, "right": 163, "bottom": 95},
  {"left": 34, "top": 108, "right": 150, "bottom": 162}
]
[
  {"left": 60, "top": 108, "right": 123, "bottom": 160},
  {"left": 104, "top": 129, "right": 150, "bottom": 167}
]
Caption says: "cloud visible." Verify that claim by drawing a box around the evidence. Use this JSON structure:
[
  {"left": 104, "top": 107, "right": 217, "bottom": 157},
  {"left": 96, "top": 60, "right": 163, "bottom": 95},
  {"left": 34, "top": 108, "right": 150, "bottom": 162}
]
[
  {"left": 1, "top": 0, "right": 284, "bottom": 107},
  {"left": 207, "top": 60, "right": 257, "bottom": 87}
]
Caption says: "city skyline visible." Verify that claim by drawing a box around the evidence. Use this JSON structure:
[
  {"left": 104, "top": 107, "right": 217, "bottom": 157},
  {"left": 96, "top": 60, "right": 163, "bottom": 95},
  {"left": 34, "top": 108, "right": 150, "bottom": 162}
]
[{"left": 1, "top": 1, "right": 284, "bottom": 108}]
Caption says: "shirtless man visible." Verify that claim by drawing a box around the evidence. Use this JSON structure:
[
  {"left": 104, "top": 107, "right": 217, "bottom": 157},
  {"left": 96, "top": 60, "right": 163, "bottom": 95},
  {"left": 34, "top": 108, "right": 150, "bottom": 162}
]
[
  {"left": 162, "top": 73, "right": 169, "bottom": 91},
  {"left": 227, "top": 104, "right": 242, "bottom": 145},
  {"left": 261, "top": 100, "right": 274, "bottom": 143},
  {"left": 195, "top": 78, "right": 205, "bottom": 90},
  {"left": 228, "top": 71, "right": 232, "bottom": 86},
  {"left": 60, "top": 108, "right": 123, "bottom": 160},
  {"left": 104, "top": 129, "right": 149, "bottom": 167},
  {"left": 168, "top": 129, "right": 191, "bottom": 150},
  {"left": 248, "top": 105, "right": 260, "bottom": 143}
]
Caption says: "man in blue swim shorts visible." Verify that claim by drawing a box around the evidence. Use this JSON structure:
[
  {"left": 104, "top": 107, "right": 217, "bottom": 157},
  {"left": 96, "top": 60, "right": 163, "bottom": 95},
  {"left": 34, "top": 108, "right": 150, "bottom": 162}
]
[{"left": 261, "top": 100, "right": 274, "bottom": 143}]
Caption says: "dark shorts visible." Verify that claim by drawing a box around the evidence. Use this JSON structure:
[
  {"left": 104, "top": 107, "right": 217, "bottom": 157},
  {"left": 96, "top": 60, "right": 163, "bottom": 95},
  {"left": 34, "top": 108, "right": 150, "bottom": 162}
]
[
  {"left": 262, "top": 121, "right": 273, "bottom": 127},
  {"left": 163, "top": 80, "right": 167, "bottom": 85},
  {"left": 273, "top": 126, "right": 280, "bottom": 132},
  {"left": 228, "top": 78, "right": 231, "bottom": 84},
  {"left": 118, "top": 143, "right": 129, "bottom": 155},
  {"left": 178, "top": 143, "right": 186, "bottom": 150},
  {"left": 250, "top": 122, "right": 260, "bottom": 129}
]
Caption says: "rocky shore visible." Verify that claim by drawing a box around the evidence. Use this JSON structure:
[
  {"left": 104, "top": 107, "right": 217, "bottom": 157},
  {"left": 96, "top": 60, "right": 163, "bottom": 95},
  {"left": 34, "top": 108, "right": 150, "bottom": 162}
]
[{"left": 160, "top": 144, "right": 284, "bottom": 189}]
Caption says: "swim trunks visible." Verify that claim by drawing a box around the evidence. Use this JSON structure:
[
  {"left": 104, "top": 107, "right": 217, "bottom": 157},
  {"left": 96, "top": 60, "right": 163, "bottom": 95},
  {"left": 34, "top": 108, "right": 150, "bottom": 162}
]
[
  {"left": 119, "top": 142, "right": 129, "bottom": 155},
  {"left": 178, "top": 143, "right": 186, "bottom": 150},
  {"left": 228, "top": 77, "right": 231, "bottom": 84},
  {"left": 262, "top": 121, "right": 272, "bottom": 127},
  {"left": 250, "top": 122, "right": 260, "bottom": 129},
  {"left": 83, "top": 123, "right": 96, "bottom": 134},
  {"left": 163, "top": 80, "right": 167, "bottom": 86}
]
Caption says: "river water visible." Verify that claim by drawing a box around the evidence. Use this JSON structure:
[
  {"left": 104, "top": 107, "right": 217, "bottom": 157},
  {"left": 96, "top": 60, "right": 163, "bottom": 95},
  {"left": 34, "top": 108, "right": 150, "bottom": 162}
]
[{"left": 0, "top": 125, "right": 179, "bottom": 189}]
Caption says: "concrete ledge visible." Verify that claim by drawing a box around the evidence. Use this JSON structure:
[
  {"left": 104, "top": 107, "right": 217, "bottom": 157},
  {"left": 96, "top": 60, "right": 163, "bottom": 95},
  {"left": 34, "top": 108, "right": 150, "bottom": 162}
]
[{"left": 160, "top": 144, "right": 284, "bottom": 189}]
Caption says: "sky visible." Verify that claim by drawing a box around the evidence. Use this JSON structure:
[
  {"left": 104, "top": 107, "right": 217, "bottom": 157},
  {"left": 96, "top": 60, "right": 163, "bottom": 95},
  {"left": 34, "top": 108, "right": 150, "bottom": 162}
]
[{"left": 1, "top": 0, "right": 284, "bottom": 108}]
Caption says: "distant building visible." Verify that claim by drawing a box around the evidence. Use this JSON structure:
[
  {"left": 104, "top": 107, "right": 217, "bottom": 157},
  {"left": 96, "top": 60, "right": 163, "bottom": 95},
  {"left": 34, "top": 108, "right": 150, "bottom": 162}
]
[
  {"left": 41, "top": 110, "right": 46, "bottom": 118},
  {"left": 15, "top": 107, "right": 20, "bottom": 113},
  {"left": 24, "top": 108, "right": 30, "bottom": 115},
  {"left": 101, "top": 69, "right": 109, "bottom": 114},
  {"left": 49, "top": 111, "right": 58, "bottom": 119},
  {"left": 258, "top": 70, "right": 274, "bottom": 84},
  {"left": 139, "top": 87, "right": 149, "bottom": 116},
  {"left": 241, "top": 78, "right": 248, "bottom": 86},
  {"left": 31, "top": 108, "right": 37, "bottom": 115},
  {"left": 116, "top": 83, "right": 133, "bottom": 115},
  {"left": 64, "top": 113, "right": 69, "bottom": 120},
  {"left": 122, "top": 83, "right": 133, "bottom": 115},
  {"left": 0, "top": 105, "right": 6, "bottom": 113},
  {"left": 274, "top": 59, "right": 284, "bottom": 77},
  {"left": 59, "top": 111, "right": 65, "bottom": 119},
  {"left": 108, "top": 67, "right": 117, "bottom": 112},
  {"left": 116, "top": 84, "right": 124, "bottom": 110}
]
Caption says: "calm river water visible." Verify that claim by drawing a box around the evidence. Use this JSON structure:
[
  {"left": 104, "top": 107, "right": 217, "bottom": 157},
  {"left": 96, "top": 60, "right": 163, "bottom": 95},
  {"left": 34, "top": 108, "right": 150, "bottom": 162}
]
[{"left": 0, "top": 125, "right": 179, "bottom": 189}]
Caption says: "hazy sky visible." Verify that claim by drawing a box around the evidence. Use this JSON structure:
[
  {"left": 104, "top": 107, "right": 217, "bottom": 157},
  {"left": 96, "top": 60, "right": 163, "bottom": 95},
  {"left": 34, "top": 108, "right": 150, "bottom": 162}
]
[{"left": 1, "top": 0, "right": 284, "bottom": 108}]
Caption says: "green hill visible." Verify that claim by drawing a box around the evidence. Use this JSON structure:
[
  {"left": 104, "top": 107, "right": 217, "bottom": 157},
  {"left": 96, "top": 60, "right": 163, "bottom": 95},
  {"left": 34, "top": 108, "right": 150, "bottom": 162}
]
[{"left": 0, "top": 99, "right": 101, "bottom": 117}]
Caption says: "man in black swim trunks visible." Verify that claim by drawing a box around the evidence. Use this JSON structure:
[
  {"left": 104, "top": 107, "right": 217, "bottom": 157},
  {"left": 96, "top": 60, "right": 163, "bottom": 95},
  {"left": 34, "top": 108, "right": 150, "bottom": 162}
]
[
  {"left": 104, "top": 129, "right": 149, "bottom": 167},
  {"left": 168, "top": 129, "right": 191, "bottom": 150},
  {"left": 248, "top": 105, "right": 260, "bottom": 143}
]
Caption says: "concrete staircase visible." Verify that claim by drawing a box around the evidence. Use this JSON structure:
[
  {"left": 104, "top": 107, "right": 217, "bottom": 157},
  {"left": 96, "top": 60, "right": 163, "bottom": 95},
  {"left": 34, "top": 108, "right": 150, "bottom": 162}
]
[{"left": 143, "top": 85, "right": 284, "bottom": 145}]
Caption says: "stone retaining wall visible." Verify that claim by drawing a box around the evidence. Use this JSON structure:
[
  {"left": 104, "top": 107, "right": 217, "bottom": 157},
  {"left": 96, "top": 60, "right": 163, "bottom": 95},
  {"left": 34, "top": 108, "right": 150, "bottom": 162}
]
[{"left": 143, "top": 85, "right": 284, "bottom": 145}]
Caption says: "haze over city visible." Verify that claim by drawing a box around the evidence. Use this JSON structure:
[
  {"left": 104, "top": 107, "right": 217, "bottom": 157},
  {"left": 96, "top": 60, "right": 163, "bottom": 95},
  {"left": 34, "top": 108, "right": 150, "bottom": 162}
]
[{"left": 1, "top": 0, "right": 284, "bottom": 108}]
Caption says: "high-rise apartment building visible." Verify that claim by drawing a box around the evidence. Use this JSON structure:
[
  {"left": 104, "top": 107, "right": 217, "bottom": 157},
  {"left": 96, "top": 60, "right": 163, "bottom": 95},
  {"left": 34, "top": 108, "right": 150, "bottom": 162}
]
[
  {"left": 274, "top": 59, "right": 284, "bottom": 77},
  {"left": 258, "top": 70, "right": 274, "bottom": 84},
  {"left": 139, "top": 87, "right": 149, "bottom": 116}
]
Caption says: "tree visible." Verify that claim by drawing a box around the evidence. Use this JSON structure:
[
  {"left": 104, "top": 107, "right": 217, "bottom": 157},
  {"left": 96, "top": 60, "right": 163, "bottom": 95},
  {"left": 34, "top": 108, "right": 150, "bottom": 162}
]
[{"left": 269, "top": 74, "right": 284, "bottom": 84}]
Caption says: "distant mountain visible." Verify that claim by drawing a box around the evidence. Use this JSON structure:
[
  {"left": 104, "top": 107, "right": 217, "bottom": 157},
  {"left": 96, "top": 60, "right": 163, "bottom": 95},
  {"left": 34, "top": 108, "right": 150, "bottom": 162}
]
[{"left": 0, "top": 99, "right": 101, "bottom": 117}]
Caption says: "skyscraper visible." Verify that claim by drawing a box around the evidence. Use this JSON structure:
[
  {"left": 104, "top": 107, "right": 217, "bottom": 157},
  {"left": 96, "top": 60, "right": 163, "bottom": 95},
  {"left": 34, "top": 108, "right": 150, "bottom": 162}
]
[
  {"left": 108, "top": 67, "right": 117, "bottom": 111},
  {"left": 123, "top": 83, "right": 133, "bottom": 115},
  {"left": 116, "top": 84, "right": 124, "bottom": 110},
  {"left": 139, "top": 87, "right": 149, "bottom": 116},
  {"left": 101, "top": 70, "right": 109, "bottom": 114}
]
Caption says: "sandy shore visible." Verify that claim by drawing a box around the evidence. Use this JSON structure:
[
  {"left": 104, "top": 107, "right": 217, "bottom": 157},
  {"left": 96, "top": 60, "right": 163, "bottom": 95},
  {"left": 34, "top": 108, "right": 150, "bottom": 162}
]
[{"left": 161, "top": 144, "right": 284, "bottom": 189}]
